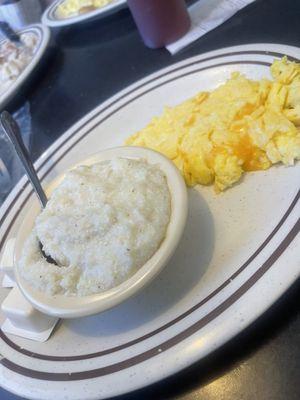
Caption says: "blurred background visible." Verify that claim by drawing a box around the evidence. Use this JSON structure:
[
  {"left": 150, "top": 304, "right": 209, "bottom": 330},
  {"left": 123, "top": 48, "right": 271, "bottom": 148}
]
[
  {"left": 0, "top": 1, "right": 52, "bottom": 32},
  {"left": 0, "top": 0, "right": 52, "bottom": 202}
]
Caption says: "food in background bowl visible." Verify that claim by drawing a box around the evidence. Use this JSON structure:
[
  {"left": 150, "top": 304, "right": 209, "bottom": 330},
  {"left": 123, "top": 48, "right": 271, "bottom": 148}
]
[
  {"left": 19, "top": 158, "right": 171, "bottom": 297},
  {"left": 56, "top": 0, "right": 113, "bottom": 18},
  {"left": 0, "top": 32, "right": 38, "bottom": 95}
]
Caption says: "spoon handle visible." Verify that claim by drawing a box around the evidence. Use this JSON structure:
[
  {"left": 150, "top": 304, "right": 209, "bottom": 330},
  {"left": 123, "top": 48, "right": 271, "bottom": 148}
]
[{"left": 0, "top": 111, "right": 48, "bottom": 208}]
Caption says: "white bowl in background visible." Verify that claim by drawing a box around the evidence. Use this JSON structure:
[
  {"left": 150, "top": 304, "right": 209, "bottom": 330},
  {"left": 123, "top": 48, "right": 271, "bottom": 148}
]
[
  {"left": 14, "top": 146, "right": 188, "bottom": 318},
  {"left": 0, "top": 24, "right": 50, "bottom": 109}
]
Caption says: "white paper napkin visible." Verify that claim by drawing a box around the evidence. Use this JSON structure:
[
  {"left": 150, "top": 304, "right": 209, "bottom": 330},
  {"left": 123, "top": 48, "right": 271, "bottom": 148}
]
[
  {"left": 166, "top": 0, "right": 256, "bottom": 55},
  {"left": 0, "top": 237, "right": 16, "bottom": 288}
]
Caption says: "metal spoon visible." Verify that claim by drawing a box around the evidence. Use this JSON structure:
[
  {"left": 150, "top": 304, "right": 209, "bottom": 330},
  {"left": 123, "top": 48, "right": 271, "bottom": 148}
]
[{"left": 0, "top": 111, "right": 58, "bottom": 266}]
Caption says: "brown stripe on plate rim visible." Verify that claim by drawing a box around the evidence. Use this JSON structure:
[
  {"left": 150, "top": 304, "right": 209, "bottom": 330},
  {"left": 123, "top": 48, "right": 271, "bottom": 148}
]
[
  {"left": 0, "top": 54, "right": 298, "bottom": 360},
  {"left": 0, "top": 189, "right": 298, "bottom": 362},
  {"left": 0, "top": 58, "right": 297, "bottom": 359},
  {"left": 48, "top": 0, "right": 63, "bottom": 20},
  {"left": 0, "top": 59, "right": 270, "bottom": 250},
  {"left": 1, "top": 48, "right": 298, "bottom": 232},
  {"left": 1, "top": 219, "right": 299, "bottom": 381},
  {"left": 1, "top": 49, "right": 298, "bottom": 232}
]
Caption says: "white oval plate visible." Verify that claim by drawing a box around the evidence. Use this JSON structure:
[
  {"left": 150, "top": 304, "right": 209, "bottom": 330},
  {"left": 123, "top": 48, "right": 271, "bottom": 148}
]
[
  {"left": 42, "top": 0, "right": 127, "bottom": 28},
  {"left": 0, "top": 43, "right": 299, "bottom": 400},
  {"left": 0, "top": 24, "right": 51, "bottom": 110}
]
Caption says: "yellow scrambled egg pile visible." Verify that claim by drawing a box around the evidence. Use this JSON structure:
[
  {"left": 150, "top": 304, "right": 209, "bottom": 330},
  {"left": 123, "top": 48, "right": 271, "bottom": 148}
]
[{"left": 126, "top": 58, "right": 300, "bottom": 191}]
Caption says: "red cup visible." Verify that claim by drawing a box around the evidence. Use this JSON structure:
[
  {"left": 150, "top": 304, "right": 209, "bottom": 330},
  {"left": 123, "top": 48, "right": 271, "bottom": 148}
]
[{"left": 127, "top": 0, "right": 191, "bottom": 49}]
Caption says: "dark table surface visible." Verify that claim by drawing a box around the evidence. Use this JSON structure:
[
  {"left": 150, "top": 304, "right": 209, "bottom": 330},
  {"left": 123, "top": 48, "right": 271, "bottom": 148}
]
[{"left": 1, "top": 0, "right": 300, "bottom": 399}]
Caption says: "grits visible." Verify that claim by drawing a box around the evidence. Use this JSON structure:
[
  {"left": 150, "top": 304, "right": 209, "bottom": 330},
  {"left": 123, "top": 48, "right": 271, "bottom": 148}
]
[{"left": 19, "top": 158, "right": 171, "bottom": 296}]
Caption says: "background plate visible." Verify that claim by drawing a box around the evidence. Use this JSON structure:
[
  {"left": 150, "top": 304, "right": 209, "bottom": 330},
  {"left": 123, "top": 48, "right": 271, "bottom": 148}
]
[
  {"left": 0, "top": 24, "right": 50, "bottom": 110},
  {"left": 0, "top": 43, "right": 299, "bottom": 400},
  {"left": 42, "top": 0, "right": 127, "bottom": 28}
]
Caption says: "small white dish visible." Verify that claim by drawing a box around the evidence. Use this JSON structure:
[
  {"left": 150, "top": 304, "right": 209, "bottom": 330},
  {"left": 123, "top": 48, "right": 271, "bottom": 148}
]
[
  {"left": 42, "top": 0, "right": 127, "bottom": 28},
  {"left": 0, "top": 24, "right": 51, "bottom": 109},
  {"left": 1, "top": 287, "right": 59, "bottom": 342},
  {"left": 13, "top": 146, "right": 188, "bottom": 319}
]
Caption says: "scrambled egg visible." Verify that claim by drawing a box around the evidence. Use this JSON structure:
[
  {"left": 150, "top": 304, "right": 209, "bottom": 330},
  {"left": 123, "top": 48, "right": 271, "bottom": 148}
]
[
  {"left": 57, "top": 0, "right": 112, "bottom": 18},
  {"left": 126, "top": 58, "right": 300, "bottom": 191}
]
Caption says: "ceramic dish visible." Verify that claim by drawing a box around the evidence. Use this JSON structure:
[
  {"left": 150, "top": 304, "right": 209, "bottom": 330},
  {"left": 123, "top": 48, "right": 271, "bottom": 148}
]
[
  {"left": 0, "top": 24, "right": 50, "bottom": 110},
  {"left": 13, "top": 146, "right": 188, "bottom": 318},
  {"left": 42, "top": 0, "right": 126, "bottom": 28},
  {"left": 0, "top": 43, "right": 299, "bottom": 400}
]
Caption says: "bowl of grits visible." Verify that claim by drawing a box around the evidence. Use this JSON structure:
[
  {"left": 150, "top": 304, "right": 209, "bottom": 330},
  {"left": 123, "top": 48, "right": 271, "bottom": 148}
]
[{"left": 14, "top": 146, "right": 188, "bottom": 318}]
